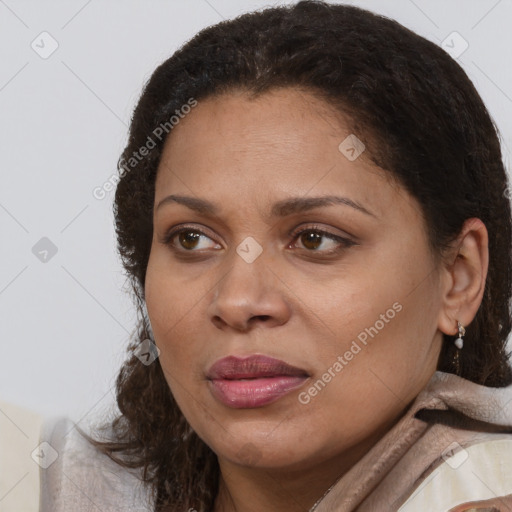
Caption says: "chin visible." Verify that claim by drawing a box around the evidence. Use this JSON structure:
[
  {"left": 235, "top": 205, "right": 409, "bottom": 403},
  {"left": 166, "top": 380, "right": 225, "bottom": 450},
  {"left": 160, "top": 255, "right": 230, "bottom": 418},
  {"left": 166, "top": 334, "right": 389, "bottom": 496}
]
[{"left": 207, "top": 429, "right": 322, "bottom": 470}]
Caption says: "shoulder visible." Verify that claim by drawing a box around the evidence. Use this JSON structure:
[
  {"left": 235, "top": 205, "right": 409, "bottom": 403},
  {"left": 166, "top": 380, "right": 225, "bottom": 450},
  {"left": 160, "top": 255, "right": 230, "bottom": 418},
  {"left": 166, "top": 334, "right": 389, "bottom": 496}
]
[
  {"left": 398, "top": 436, "right": 512, "bottom": 512},
  {"left": 40, "top": 416, "right": 155, "bottom": 512},
  {"left": 0, "top": 399, "right": 44, "bottom": 512}
]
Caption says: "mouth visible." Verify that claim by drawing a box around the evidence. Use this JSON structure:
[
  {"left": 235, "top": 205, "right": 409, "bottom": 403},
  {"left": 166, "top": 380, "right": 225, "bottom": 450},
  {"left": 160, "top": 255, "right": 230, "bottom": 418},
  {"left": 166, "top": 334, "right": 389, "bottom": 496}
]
[{"left": 206, "top": 355, "right": 310, "bottom": 409}]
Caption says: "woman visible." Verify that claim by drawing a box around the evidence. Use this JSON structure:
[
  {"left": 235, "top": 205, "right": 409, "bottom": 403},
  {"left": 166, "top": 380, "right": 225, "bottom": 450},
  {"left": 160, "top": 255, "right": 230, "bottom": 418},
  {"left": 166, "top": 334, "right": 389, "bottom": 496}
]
[{"left": 39, "top": 1, "right": 512, "bottom": 510}]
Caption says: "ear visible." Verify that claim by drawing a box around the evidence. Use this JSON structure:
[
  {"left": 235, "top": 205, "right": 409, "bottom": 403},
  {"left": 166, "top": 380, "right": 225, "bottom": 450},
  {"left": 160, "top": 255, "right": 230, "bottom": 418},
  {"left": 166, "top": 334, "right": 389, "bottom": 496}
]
[{"left": 437, "top": 218, "right": 489, "bottom": 336}]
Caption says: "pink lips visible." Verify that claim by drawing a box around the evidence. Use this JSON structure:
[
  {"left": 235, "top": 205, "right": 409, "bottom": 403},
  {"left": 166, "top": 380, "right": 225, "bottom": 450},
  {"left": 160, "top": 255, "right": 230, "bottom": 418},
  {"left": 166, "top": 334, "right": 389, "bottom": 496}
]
[{"left": 206, "top": 355, "right": 309, "bottom": 408}]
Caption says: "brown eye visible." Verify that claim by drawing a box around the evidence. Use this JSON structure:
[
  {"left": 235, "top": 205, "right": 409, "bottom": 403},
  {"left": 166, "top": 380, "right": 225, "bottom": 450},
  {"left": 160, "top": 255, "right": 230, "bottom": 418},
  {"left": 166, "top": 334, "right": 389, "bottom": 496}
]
[
  {"left": 177, "top": 231, "right": 201, "bottom": 250},
  {"left": 163, "top": 227, "right": 221, "bottom": 252},
  {"left": 299, "top": 231, "right": 324, "bottom": 251},
  {"left": 291, "top": 226, "right": 356, "bottom": 255}
]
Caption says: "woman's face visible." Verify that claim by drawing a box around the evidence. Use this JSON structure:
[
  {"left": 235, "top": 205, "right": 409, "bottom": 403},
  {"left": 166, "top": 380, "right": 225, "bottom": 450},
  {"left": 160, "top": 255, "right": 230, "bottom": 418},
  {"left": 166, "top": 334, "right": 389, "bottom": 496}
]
[{"left": 145, "top": 87, "right": 445, "bottom": 473}]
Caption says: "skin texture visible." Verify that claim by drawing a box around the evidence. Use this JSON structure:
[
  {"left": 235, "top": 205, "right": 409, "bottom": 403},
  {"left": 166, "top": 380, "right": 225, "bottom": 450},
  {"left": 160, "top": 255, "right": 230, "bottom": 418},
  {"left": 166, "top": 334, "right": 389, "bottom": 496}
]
[{"left": 144, "top": 87, "right": 489, "bottom": 511}]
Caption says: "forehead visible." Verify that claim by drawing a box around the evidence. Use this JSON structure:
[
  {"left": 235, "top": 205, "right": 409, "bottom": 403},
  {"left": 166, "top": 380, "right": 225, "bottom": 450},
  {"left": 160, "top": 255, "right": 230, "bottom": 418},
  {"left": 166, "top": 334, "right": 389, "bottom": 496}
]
[
  {"left": 161, "top": 87, "right": 354, "bottom": 158},
  {"left": 155, "top": 87, "right": 406, "bottom": 222}
]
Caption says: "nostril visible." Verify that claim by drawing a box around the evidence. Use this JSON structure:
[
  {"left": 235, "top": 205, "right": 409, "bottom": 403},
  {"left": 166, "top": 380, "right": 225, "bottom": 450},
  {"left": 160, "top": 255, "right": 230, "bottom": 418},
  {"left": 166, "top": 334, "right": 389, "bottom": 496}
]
[
  {"left": 251, "top": 315, "right": 271, "bottom": 323},
  {"left": 212, "top": 316, "right": 227, "bottom": 329}
]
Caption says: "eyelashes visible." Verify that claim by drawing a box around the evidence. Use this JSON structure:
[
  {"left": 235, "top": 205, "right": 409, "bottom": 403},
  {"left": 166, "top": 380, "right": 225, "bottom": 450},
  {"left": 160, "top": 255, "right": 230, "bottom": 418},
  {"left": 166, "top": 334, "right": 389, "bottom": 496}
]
[
  {"left": 162, "top": 226, "right": 221, "bottom": 252},
  {"left": 289, "top": 225, "right": 356, "bottom": 254},
  {"left": 161, "top": 223, "right": 357, "bottom": 257}
]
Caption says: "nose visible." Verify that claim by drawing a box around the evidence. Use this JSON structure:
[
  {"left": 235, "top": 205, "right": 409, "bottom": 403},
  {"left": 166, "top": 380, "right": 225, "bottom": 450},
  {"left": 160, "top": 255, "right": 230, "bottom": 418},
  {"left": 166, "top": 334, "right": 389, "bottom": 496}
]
[{"left": 208, "top": 251, "right": 291, "bottom": 332}]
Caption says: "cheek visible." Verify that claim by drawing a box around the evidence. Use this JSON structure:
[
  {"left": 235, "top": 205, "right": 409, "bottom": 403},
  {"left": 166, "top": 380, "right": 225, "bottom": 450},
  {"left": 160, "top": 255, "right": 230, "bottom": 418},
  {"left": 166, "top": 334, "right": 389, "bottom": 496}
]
[
  {"left": 298, "top": 298, "right": 437, "bottom": 450},
  {"left": 144, "top": 250, "right": 218, "bottom": 392},
  {"left": 309, "top": 256, "right": 440, "bottom": 414},
  {"left": 145, "top": 248, "right": 206, "bottom": 336},
  {"left": 145, "top": 254, "right": 190, "bottom": 364}
]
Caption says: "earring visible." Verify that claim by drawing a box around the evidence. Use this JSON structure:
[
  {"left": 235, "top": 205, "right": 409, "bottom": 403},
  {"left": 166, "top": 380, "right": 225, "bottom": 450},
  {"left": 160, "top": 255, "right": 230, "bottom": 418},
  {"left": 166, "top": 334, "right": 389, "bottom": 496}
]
[
  {"left": 452, "top": 321, "right": 465, "bottom": 376},
  {"left": 454, "top": 321, "right": 465, "bottom": 349}
]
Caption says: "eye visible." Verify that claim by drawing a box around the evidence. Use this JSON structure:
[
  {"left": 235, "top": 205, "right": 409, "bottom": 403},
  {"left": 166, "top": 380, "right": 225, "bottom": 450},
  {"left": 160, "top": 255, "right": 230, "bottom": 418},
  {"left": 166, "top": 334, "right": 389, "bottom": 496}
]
[
  {"left": 162, "top": 225, "right": 221, "bottom": 252},
  {"left": 290, "top": 225, "right": 356, "bottom": 255}
]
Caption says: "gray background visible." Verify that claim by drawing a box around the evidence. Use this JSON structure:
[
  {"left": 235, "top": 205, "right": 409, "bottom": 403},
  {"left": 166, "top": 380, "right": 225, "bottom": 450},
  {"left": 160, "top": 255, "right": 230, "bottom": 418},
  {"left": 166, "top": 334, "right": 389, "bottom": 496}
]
[{"left": 1, "top": 0, "right": 511, "bottom": 425}]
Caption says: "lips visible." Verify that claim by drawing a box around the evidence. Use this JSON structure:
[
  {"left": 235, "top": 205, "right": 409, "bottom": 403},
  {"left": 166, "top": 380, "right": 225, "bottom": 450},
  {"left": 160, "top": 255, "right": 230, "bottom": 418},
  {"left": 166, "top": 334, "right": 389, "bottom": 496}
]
[{"left": 206, "top": 355, "right": 309, "bottom": 408}]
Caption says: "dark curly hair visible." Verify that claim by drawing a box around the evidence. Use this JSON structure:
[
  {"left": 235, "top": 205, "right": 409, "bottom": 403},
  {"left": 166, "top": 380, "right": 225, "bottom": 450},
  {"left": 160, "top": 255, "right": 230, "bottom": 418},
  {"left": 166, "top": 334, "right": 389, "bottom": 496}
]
[{"left": 87, "top": 1, "right": 512, "bottom": 510}]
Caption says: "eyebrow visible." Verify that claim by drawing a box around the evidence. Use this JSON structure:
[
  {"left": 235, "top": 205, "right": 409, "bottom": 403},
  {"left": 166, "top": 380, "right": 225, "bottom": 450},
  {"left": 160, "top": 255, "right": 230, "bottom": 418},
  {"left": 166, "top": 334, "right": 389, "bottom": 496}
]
[{"left": 156, "top": 194, "right": 376, "bottom": 218}]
